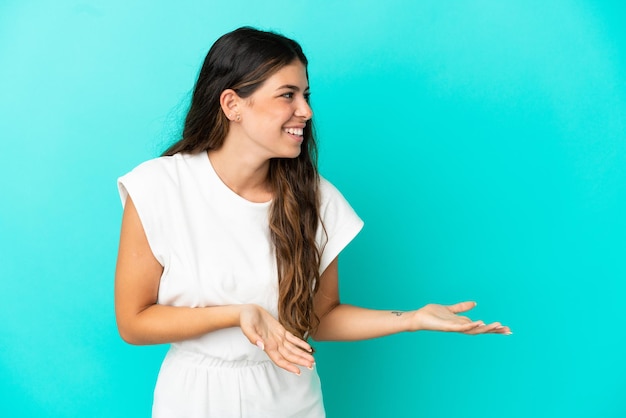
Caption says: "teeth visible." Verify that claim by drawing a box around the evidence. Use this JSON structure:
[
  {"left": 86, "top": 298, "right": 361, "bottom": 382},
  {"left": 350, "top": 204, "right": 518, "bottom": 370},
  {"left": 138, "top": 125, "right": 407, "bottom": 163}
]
[{"left": 284, "top": 128, "right": 304, "bottom": 136}]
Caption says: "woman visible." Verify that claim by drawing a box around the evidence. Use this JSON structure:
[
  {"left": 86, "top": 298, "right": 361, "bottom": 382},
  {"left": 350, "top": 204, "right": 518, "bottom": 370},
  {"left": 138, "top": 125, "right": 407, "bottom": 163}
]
[{"left": 115, "top": 27, "right": 511, "bottom": 418}]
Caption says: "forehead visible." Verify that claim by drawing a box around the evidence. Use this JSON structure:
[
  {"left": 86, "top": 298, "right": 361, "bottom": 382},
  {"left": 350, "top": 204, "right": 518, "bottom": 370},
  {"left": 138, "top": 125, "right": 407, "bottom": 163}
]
[{"left": 262, "top": 62, "right": 309, "bottom": 89}]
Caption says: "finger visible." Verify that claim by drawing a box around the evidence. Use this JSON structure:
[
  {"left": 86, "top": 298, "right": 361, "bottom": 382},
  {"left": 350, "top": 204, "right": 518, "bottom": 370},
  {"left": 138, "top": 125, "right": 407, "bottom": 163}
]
[
  {"left": 279, "top": 343, "right": 315, "bottom": 367},
  {"left": 492, "top": 324, "right": 513, "bottom": 335},
  {"left": 282, "top": 332, "right": 315, "bottom": 366},
  {"left": 451, "top": 321, "right": 484, "bottom": 333},
  {"left": 466, "top": 322, "right": 512, "bottom": 335},
  {"left": 264, "top": 346, "right": 302, "bottom": 375},
  {"left": 282, "top": 339, "right": 314, "bottom": 359},
  {"left": 285, "top": 332, "right": 313, "bottom": 352},
  {"left": 464, "top": 322, "right": 499, "bottom": 335},
  {"left": 266, "top": 331, "right": 313, "bottom": 361},
  {"left": 447, "top": 301, "right": 477, "bottom": 314},
  {"left": 439, "top": 319, "right": 482, "bottom": 333},
  {"left": 243, "top": 328, "right": 264, "bottom": 348}
]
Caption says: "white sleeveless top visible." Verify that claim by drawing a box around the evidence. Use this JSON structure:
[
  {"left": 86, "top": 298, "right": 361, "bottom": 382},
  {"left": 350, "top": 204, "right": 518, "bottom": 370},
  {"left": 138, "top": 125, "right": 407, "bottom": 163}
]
[{"left": 118, "top": 152, "right": 363, "bottom": 417}]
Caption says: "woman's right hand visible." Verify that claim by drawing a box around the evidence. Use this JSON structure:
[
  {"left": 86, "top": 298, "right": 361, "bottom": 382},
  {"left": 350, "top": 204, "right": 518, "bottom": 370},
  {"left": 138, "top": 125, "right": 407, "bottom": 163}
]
[{"left": 239, "top": 304, "right": 315, "bottom": 375}]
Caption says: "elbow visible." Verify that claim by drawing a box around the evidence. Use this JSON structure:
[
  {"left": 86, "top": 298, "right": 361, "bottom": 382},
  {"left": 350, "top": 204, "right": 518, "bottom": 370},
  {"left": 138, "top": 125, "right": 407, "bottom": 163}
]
[
  {"left": 308, "top": 329, "right": 322, "bottom": 342},
  {"left": 310, "top": 307, "right": 340, "bottom": 342},
  {"left": 309, "top": 332, "right": 327, "bottom": 342},
  {"left": 115, "top": 303, "right": 157, "bottom": 345},
  {"left": 309, "top": 321, "right": 332, "bottom": 342},
  {"left": 309, "top": 327, "right": 336, "bottom": 342},
  {"left": 117, "top": 325, "right": 139, "bottom": 345},
  {"left": 116, "top": 320, "right": 149, "bottom": 346}
]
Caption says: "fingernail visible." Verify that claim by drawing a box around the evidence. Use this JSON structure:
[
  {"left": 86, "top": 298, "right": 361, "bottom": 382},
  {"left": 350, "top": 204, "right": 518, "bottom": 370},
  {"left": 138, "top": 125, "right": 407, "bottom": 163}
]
[
  {"left": 506, "top": 332, "right": 513, "bottom": 335},
  {"left": 256, "top": 340, "right": 265, "bottom": 350},
  {"left": 307, "top": 363, "right": 315, "bottom": 370}
]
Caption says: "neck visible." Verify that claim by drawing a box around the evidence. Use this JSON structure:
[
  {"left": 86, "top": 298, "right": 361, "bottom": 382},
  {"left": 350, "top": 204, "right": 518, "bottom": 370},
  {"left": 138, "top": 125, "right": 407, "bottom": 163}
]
[{"left": 207, "top": 144, "right": 272, "bottom": 203}]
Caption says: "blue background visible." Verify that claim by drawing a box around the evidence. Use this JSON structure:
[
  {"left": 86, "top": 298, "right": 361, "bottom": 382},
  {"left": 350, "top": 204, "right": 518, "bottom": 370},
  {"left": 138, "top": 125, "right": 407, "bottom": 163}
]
[{"left": 1, "top": 1, "right": 625, "bottom": 417}]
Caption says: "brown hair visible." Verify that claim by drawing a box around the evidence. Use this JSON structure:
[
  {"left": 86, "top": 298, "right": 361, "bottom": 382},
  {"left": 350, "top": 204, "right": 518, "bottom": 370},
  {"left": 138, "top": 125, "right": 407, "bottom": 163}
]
[{"left": 163, "top": 27, "right": 323, "bottom": 338}]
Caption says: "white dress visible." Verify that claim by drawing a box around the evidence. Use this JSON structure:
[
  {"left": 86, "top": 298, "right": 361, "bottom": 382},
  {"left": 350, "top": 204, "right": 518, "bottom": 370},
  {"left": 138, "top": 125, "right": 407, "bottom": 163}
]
[{"left": 118, "top": 152, "right": 363, "bottom": 418}]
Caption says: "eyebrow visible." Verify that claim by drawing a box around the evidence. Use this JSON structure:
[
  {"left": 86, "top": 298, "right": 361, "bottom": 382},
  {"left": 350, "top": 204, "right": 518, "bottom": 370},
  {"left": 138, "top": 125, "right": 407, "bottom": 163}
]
[{"left": 276, "top": 84, "right": 310, "bottom": 92}]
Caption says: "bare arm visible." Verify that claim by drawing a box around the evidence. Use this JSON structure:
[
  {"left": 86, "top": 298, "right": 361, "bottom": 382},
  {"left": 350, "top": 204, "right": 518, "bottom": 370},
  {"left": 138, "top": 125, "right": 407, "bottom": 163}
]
[
  {"left": 114, "top": 196, "right": 314, "bottom": 374},
  {"left": 115, "top": 196, "right": 247, "bottom": 344},
  {"left": 310, "top": 257, "right": 511, "bottom": 341}
]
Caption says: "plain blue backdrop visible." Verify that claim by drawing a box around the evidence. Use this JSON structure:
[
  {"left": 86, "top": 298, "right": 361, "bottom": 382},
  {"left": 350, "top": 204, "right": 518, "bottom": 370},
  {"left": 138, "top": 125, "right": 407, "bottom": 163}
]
[{"left": 1, "top": 1, "right": 625, "bottom": 417}]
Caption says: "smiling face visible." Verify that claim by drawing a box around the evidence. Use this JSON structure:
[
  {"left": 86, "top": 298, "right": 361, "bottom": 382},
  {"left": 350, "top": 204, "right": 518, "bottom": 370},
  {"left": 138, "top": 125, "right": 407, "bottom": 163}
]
[{"left": 231, "top": 61, "right": 313, "bottom": 160}]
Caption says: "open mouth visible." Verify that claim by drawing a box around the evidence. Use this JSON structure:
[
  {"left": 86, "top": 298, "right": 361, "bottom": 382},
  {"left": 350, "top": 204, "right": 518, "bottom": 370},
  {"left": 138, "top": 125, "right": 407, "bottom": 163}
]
[{"left": 283, "top": 127, "right": 304, "bottom": 137}]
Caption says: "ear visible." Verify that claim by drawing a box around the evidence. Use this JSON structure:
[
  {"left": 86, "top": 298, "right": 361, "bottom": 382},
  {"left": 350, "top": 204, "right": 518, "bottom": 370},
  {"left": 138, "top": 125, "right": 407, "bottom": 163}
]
[{"left": 220, "top": 89, "right": 241, "bottom": 121}]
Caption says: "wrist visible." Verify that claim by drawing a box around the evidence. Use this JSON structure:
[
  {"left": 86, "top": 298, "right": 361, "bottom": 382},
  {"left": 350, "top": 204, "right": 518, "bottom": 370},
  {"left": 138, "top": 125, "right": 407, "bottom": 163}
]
[
  {"left": 237, "top": 303, "right": 260, "bottom": 327},
  {"left": 390, "top": 310, "right": 416, "bottom": 333}
]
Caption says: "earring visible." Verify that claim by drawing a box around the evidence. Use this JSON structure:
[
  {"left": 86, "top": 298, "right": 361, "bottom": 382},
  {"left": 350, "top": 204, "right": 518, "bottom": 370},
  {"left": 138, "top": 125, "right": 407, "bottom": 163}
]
[{"left": 236, "top": 114, "right": 241, "bottom": 122}]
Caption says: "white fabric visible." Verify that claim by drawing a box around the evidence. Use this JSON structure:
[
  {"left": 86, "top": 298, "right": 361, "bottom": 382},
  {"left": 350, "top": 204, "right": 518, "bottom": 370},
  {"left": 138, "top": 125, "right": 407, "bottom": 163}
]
[{"left": 118, "top": 152, "right": 363, "bottom": 418}]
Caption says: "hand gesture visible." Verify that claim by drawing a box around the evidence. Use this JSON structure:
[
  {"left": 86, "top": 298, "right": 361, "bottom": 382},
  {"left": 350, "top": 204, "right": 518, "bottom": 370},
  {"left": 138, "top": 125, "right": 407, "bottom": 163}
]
[
  {"left": 409, "top": 301, "right": 512, "bottom": 335},
  {"left": 239, "top": 304, "right": 315, "bottom": 375}
]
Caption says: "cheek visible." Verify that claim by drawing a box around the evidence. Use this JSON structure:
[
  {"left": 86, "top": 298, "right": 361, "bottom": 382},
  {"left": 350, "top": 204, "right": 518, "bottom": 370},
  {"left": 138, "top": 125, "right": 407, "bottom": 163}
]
[
  {"left": 245, "top": 102, "right": 291, "bottom": 131},
  {"left": 258, "top": 110, "right": 288, "bottom": 129}
]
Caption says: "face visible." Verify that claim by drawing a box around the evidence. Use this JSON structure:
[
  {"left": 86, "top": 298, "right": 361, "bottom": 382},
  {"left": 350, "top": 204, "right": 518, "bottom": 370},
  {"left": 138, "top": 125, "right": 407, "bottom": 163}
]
[{"left": 234, "top": 61, "right": 313, "bottom": 160}]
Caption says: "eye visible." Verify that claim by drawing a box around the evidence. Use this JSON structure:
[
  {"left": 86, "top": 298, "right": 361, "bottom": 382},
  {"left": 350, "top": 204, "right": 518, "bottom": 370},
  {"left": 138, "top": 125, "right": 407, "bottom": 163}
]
[
  {"left": 281, "top": 92, "right": 294, "bottom": 99},
  {"left": 304, "top": 92, "right": 311, "bottom": 102}
]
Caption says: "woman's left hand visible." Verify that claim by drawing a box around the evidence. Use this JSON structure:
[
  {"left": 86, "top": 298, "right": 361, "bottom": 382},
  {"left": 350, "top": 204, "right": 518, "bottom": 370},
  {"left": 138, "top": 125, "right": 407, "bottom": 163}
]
[{"left": 407, "top": 301, "right": 512, "bottom": 335}]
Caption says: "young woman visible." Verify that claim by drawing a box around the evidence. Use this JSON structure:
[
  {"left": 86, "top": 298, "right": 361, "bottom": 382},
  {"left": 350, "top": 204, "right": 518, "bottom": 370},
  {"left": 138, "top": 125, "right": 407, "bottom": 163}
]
[{"left": 115, "top": 27, "right": 511, "bottom": 418}]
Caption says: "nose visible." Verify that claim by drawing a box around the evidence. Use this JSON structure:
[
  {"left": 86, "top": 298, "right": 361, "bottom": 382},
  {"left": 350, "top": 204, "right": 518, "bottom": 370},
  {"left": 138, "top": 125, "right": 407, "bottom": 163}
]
[{"left": 295, "top": 98, "right": 313, "bottom": 121}]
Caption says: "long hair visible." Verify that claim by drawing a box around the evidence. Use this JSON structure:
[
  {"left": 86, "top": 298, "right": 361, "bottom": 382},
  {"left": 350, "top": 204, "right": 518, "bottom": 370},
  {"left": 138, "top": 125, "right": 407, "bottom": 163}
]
[{"left": 163, "top": 27, "right": 322, "bottom": 339}]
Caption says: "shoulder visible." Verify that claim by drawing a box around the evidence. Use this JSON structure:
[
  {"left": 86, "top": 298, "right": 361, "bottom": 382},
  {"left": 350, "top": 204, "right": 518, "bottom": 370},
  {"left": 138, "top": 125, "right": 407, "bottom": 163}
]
[
  {"left": 319, "top": 176, "right": 340, "bottom": 199},
  {"left": 319, "top": 176, "right": 350, "bottom": 207},
  {"left": 122, "top": 153, "right": 187, "bottom": 179},
  {"left": 317, "top": 175, "right": 361, "bottom": 221},
  {"left": 117, "top": 153, "right": 204, "bottom": 207},
  {"left": 315, "top": 175, "right": 364, "bottom": 272},
  {"left": 120, "top": 153, "right": 202, "bottom": 186}
]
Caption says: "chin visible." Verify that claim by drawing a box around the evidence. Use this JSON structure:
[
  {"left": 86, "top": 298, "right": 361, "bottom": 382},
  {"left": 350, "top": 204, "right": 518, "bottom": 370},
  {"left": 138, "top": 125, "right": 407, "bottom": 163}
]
[{"left": 278, "top": 146, "right": 302, "bottom": 159}]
